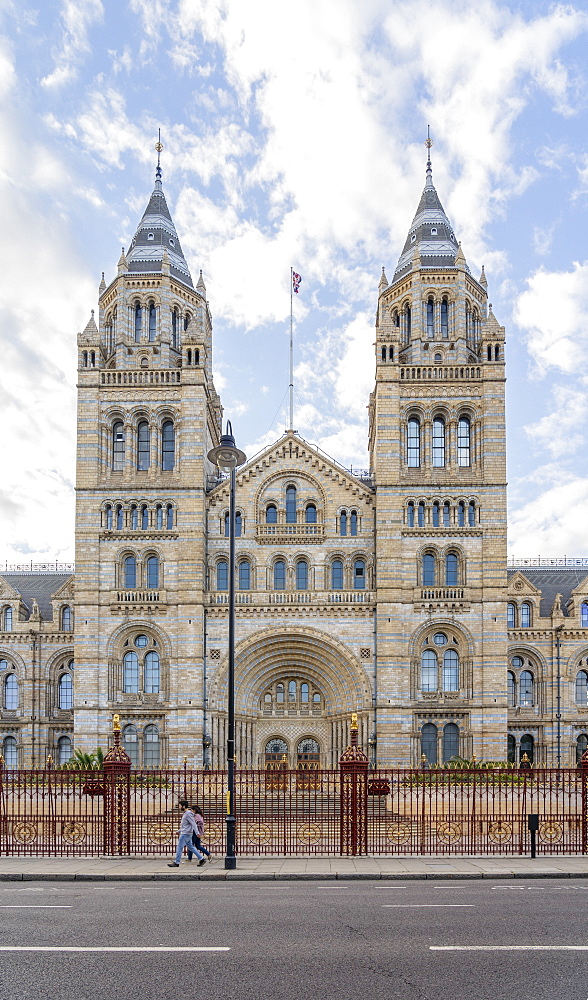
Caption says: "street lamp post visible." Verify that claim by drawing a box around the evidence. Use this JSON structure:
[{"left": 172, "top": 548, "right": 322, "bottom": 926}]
[
  {"left": 207, "top": 421, "right": 246, "bottom": 871},
  {"left": 555, "top": 624, "right": 564, "bottom": 768}
]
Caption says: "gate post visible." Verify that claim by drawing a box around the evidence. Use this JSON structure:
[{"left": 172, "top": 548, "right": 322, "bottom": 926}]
[
  {"left": 103, "top": 714, "right": 131, "bottom": 856},
  {"left": 339, "top": 713, "right": 368, "bottom": 856},
  {"left": 581, "top": 749, "right": 588, "bottom": 854}
]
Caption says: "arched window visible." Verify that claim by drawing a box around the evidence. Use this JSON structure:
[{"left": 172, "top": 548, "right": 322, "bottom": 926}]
[
  {"left": 507, "top": 671, "right": 516, "bottom": 707},
  {"left": 407, "top": 418, "right": 420, "bottom": 467},
  {"left": 468, "top": 501, "right": 476, "bottom": 526},
  {"left": 455, "top": 502, "right": 464, "bottom": 527},
  {"left": 495, "top": 344, "right": 500, "bottom": 361},
  {"left": 217, "top": 560, "right": 228, "bottom": 591},
  {"left": 57, "top": 735, "right": 72, "bottom": 765},
  {"left": 305, "top": 504, "right": 317, "bottom": 524},
  {"left": 350, "top": 510, "right": 357, "bottom": 536},
  {"left": 426, "top": 297, "right": 434, "bottom": 337},
  {"left": 418, "top": 501, "right": 425, "bottom": 527},
  {"left": 507, "top": 735, "right": 516, "bottom": 764},
  {"left": 137, "top": 421, "right": 150, "bottom": 470},
  {"left": 155, "top": 504, "right": 163, "bottom": 530},
  {"left": 238, "top": 559, "right": 250, "bottom": 591},
  {"left": 225, "top": 511, "right": 242, "bottom": 537},
  {"left": 443, "top": 502, "right": 450, "bottom": 527},
  {"left": 442, "top": 650, "right": 459, "bottom": 691},
  {"left": 161, "top": 421, "right": 175, "bottom": 471},
  {"left": 520, "top": 733, "right": 534, "bottom": 763},
  {"left": 582, "top": 603, "right": 588, "bottom": 627},
  {"left": 266, "top": 504, "right": 277, "bottom": 524},
  {"left": 332, "top": 559, "right": 343, "bottom": 590},
  {"left": 520, "top": 603, "right": 531, "bottom": 628},
  {"left": 432, "top": 502, "right": 439, "bottom": 528},
  {"left": 266, "top": 736, "right": 286, "bottom": 752},
  {"left": 458, "top": 417, "right": 471, "bottom": 467},
  {"left": 422, "top": 553, "right": 435, "bottom": 586},
  {"left": 432, "top": 417, "right": 445, "bottom": 467},
  {"left": 144, "top": 651, "right": 160, "bottom": 693},
  {"left": 300, "top": 683, "right": 309, "bottom": 703},
  {"left": 421, "top": 723, "right": 437, "bottom": 764},
  {"left": 112, "top": 421, "right": 125, "bottom": 471},
  {"left": 443, "top": 723, "right": 459, "bottom": 762},
  {"left": 60, "top": 606, "right": 72, "bottom": 631},
  {"left": 381, "top": 346, "right": 386, "bottom": 361},
  {"left": 4, "top": 673, "right": 18, "bottom": 710},
  {"left": 134, "top": 303, "right": 142, "bottom": 342},
  {"left": 576, "top": 734, "right": 588, "bottom": 765},
  {"left": 288, "top": 680, "right": 296, "bottom": 702},
  {"left": 105, "top": 505, "right": 113, "bottom": 530},
  {"left": 274, "top": 559, "right": 286, "bottom": 590},
  {"left": 340, "top": 510, "right": 347, "bottom": 536},
  {"left": 445, "top": 553, "right": 458, "bottom": 586},
  {"left": 405, "top": 304, "right": 411, "bottom": 341},
  {"left": 286, "top": 486, "right": 297, "bottom": 524},
  {"left": 421, "top": 650, "right": 437, "bottom": 692},
  {"left": 166, "top": 504, "right": 174, "bottom": 530},
  {"left": 296, "top": 560, "right": 308, "bottom": 591},
  {"left": 116, "top": 504, "right": 124, "bottom": 530},
  {"left": 407, "top": 502, "right": 415, "bottom": 527},
  {"left": 58, "top": 673, "right": 73, "bottom": 710},
  {"left": 440, "top": 297, "right": 448, "bottom": 338},
  {"left": 144, "top": 725, "right": 160, "bottom": 767},
  {"left": 3, "top": 735, "right": 17, "bottom": 768},
  {"left": 3, "top": 606, "right": 12, "bottom": 631},
  {"left": 123, "top": 555, "right": 137, "bottom": 589},
  {"left": 276, "top": 684, "right": 285, "bottom": 705},
  {"left": 507, "top": 603, "right": 517, "bottom": 628},
  {"left": 148, "top": 302, "right": 157, "bottom": 342},
  {"left": 519, "top": 670, "right": 534, "bottom": 707},
  {"left": 123, "top": 724, "right": 139, "bottom": 766},
  {"left": 576, "top": 671, "right": 588, "bottom": 706},
  {"left": 171, "top": 308, "right": 178, "bottom": 349},
  {"left": 123, "top": 652, "right": 139, "bottom": 693},
  {"left": 141, "top": 504, "right": 149, "bottom": 530},
  {"left": 131, "top": 505, "right": 138, "bottom": 530},
  {"left": 146, "top": 555, "right": 159, "bottom": 589},
  {"left": 353, "top": 559, "right": 365, "bottom": 590}
]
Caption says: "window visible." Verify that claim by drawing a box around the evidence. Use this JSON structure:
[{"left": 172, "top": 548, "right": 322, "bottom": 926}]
[
  {"left": 171, "top": 308, "right": 178, "bottom": 349},
  {"left": 576, "top": 671, "right": 588, "bottom": 706},
  {"left": 161, "top": 421, "right": 175, "bottom": 471},
  {"left": 576, "top": 734, "right": 588, "bottom": 765},
  {"left": 131, "top": 505, "right": 139, "bottom": 530},
  {"left": 3, "top": 607, "right": 12, "bottom": 631},
  {"left": 520, "top": 603, "right": 531, "bottom": 628},
  {"left": 457, "top": 502, "right": 465, "bottom": 527},
  {"left": 353, "top": 559, "right": 365, "bottom": 590},
  {"left": 134, "top": 303, "right": 142, "bottom": 342},
  {"left": 332, "top": 559, "right": 343, "bottom": 590},
  {"left": 407, "top": 418, "right": 420, "bottom": 467},
  {"left": 116, "top": 504, "right": 124, "bottom": 530},
  {"left": 155, "top": 505, "right": 163, "bottom": 529},
  {"left": 458, "top": 417, "right": 471, "bottom": 467},
  {"left": 224, "top": 511, "right": 242, "bottom": 537},
  {"left": 57, "top": 735, "right": 72, "bottom": 765},
  {"left": 350, "top": 510, "right": 357, "bottom": 536},
  {"left": 123, "top": 724, "right": 139, "bottom": 765},
  {"left": 426, "top": 297, "right": 434, "bottom": 337},
  {"left": 2, "top": 735, "right": 17, "bottom": 768},
  {"left": 445, "top": 553, "right": 458, "bottom": 586},
  {"left": 468, "top": 501, "right": 476, "bottom": 527},
  {"left": 422, "top": 553, "right": 435, "bottom": 586},
  {"left": 507, "top": 735, "right": 516, "bottom": 764},
  {"left": 288, "top": 680, "right": 296, "bottom": 702},
  {"left": 305, "top": 504, "right": 317, "bottom": 524},
  {"left": 582, "top": 603, "right": 588, "bottom": 627},
  {"left": 4, "top": 673, "right": 18, "bottom": 710},
  {"left": 519, "top": 670, "right": 534, "bottom": 707},
  {"left": 296, "top": 560, "right": 308, "bottom": 591},
  {"left": 141, "top": 505, "right": 149, "bottom": 530},
  {"left": 421, "top": 650, "right": 437, "bottom": 692},
  {"left": 421, "top": 723, "right": 437, "bottom": 764},
  {"left": 137, "top": 421, "right": 150, "bottom": 470},
  {"left": 432, "top": 417, "right": 445, "bottom": 467},
  {"left": 418, "top": 502, "right": 425, "bottom": 527},
  {"left": 443, "top": 722, "right": 459, "bottom": 762},
  {"left": 507, "top": 603, "right": 516, "bottom": 628},
  {"left": 440, "top": 298, "right": 448, "bottom": 338},
  {"left": 286, "top": 486, "right": 297, "bottom": 523},
  {"left": 300, "top": 683, "right": 309, "bottom": 703},
  {"left": 407, "top": 502, "right": 414, "bottom": 527},
  {"left": 146, "top": 555, "right": 159, "bottom": 589},
  {"left": 123, "top": 652, "right": 139, "bottom": 693},
  {"left": 507, "top": 671, "right": 516, "bottom": 707},
  {"left": 60, "top": 606, "right": 71, "bottom": 631},
  {"left": 166, "top": 504, "right": 174, "bottom": 530},
  {"left": 217, "top": 560, "right": 228, "bottom": 591},
  {"left": 148, "top": 302, "right": 156, "bottom": 342},
  {"left": 274, "top": 560, "right": 286, "bottom": 590},
  {"left": 123, "top": 555, "right": 137, "bottom": 589},
  {"left": 144, "top": 725, "right": 160, "bottom": 767},
  {"left": 144, "top": 651, "right": 160, "bottom": 693},
  {"left": 442, "top": 650, "right": 459, "bottom": 691},
  {"left": 443, "top": 502, "right": 450, "bottom": 527},
  {"left": 340, "top": 511, "right": 347, "bottom": 536},
  {"left": 105, "top": 505, "right": 113, "bottom": 530},
  {"left": 238, "top": 560, "right": 250, "bottom": 591},
  {"left": 432, "top": 502, "right": 439, "bottom": 528},
  {"left": 276, "top": 683, "right": 284, "bottom": 704},
  {"left": 112, "top": 421, "right": 125, "bottom": 471},
  {"left": 58, "top": 673, "right": 73, "bottom": 710},
  {"left": 520, "top": 733, "right": 534, "bottom": 763},
  {"left": 266, "top": 504, "right": 277, "bottom": 524}
]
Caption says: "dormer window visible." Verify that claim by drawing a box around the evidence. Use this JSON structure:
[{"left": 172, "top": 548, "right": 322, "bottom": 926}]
[
  {"left": 431, "top": 228, "right": 437, "bottom": 235},
  {"left": 169, "top": 238, "right": 175, "bottom": 247},
  {"left": 147, "top": 233, "right": 154, "bottom": 241},
  {"left": 410, "top": 234, "right": 416, "bottom": 243}
]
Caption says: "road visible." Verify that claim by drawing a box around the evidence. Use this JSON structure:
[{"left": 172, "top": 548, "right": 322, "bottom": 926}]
[{"left": 1, "top": 878, "right": 587, "bottom": 999}]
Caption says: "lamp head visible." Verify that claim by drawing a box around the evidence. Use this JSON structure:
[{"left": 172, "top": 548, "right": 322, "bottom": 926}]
[{"left": 207, "top": 420, "right": 247, "bottom": 472}]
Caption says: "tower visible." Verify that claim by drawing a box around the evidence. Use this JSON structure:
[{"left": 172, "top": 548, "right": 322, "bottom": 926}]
[
  {"left": 369, "top": 143, "right": 508, "bottom": 764},
  {"left": 74, "top": 149, "right": 222, "bottom": 762}
]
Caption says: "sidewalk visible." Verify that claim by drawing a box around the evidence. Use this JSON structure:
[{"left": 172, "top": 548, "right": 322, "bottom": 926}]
[{"left": 2, "top": 854, "right": 588, "bottom": 881}]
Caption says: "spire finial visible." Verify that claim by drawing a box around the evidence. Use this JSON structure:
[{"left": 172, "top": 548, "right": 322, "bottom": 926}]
[
  {"left": 155, "top": 129, "right": 164, "bottom": 186},
  {"left": 425, "top": 125, "right": 433, "bottom": 186}
]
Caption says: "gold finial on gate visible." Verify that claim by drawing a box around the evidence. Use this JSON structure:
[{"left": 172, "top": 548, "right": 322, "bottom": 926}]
[
  {"left": 113, "top": 714, "right": 121, "bottom": 732},
  {"left": 183, "top": 756, "right": 188, "bottom": 765},
  {"left": 0, "top": 754, "right": 4, "bottom": 766},
  {"left": 351, "top": 712, "right": 358, "bottom": 730},
  {"left": 46, "top": 755, "right": 53, "bottom": 768},
  {"left": 421, "top": 753, "right": 427, "bottom": 766}
]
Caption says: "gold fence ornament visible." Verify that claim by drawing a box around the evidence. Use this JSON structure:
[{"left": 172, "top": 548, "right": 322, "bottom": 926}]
[
  {"left": 112, "top": 714, "right": 121, "bottom": 732},
  {"left": 351, "top": 712, "right": 358, "bottom": 730}
]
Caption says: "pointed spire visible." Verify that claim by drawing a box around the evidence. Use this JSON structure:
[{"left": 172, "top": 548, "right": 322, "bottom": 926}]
[
  {"left": 196, "top": 269, "right": 206, "bottom": 296},
  {"left": 118, "top": 247, "right": 128, "bottom": 275},
  {"left": 99, "top": 271, "right": 106, "bottom": 293},
  {"left": 83, "top": 309, "right": 99, "bottom": 337},
  {"left": 479, "top": 265, "right": 487, "bottom": 288},
  {"left": 379, "top": 266, "right": 388, "bottom": 292},
  {"left": 425, "top": 124, "right": 434, "bottom": 190},
  {"left": 455, "top": 242, "right": 466, "bottom": 269}
]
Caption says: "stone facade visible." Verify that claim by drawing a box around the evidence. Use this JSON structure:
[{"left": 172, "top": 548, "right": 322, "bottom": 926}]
[{"left": 2, "top": 156, "right": 588, "bottom": 768}]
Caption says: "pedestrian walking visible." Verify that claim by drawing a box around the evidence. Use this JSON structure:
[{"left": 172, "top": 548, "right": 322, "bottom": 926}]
[
  {"left": 186, "top": 804, "right": 211, "bottom": 863},
  {"left": 167, "top": 800, "right": 206, "bottom": 867}
]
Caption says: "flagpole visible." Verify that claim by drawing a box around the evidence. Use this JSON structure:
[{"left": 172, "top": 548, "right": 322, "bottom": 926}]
[{"left": 289, "top": 266, "right": 294, "bottom": 431}]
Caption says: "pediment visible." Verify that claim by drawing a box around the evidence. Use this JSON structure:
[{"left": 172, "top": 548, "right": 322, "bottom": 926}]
[
  {"left": 571, "top": 575, "right": 588, "bottom": 598},
  {"left": 0, "top": 576, "right": 22, "bottom": 601},
  {"left": 51, "top": 576, "right": 75, "bottom": 601},
  {"left": 507, "top": 572, "right": 541, "bottom": 597}
]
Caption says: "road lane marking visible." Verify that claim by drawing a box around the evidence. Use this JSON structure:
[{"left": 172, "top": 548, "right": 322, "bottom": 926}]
[
  {"left": 0, "top": 947, "right": 231, "bottom": 953},
  {"left": 431, "top": 945, "right": 588, "bottom": 951},
  {"left": 0, "top": 905, "right": 73, "bottom": 909},
  {"left": 383, "top": 904, "right": 474, "bottom": 908}
]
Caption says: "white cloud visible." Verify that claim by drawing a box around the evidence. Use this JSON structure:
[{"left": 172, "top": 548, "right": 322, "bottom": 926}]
[
  {"left": 41, "top": 0, "right": 104, "bottom": 89},
  {"left": 514, "top": 262, "right": 588, "bottom": 374},
  {"left": 524, "top": 384, "right": 588, "bottom": 459},
  {"left": 509, "top": 476, "right": 588, "bottom": 557}
]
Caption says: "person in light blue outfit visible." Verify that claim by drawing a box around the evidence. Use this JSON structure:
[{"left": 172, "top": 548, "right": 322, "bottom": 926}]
[{"left": 168, "top": 801, "right": 205, "bottom": 867}]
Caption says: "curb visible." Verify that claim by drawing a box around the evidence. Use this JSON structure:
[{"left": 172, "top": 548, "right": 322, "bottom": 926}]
[{"left": 1, "top": 869, "right": 588, "bottom": 882}]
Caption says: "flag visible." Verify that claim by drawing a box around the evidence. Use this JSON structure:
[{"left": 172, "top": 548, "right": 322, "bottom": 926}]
[{"left": 292, "top": 271, "right": 302, "bottom": 294}]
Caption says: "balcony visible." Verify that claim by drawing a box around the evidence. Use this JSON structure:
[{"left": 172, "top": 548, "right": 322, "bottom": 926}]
[
  {"left": 256, "top": 524, "right": 325, "bottom": 544},
  {"left": 114, "top": 590, "right": 161, "bottom": 604},
  {"left": 100, "top": 369, "right": 181, "bottom": 386},
  {"left": 209, "top": 590, "right": 375, "bottom": 608}
]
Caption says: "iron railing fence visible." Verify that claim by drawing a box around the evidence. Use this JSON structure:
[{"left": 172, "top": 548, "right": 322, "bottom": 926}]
[{"left": 1, "top": 765, "right": 586, "bottom": 856}]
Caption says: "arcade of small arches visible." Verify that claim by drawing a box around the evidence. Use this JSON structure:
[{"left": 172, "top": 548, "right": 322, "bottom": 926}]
[
  {"left": 109, "top": 414, "right": 176, "bottom": 472},
  {"left": 406, "top": 498, "right": 477, "bottom": 529},
  {"left": 101, "top": 300, "right": 195, "bottom": 355},
  {"left": 211, "top": 553, "right": 371, "bottom": 593},
  {"left": 102, "top": 500, "right": 176, "bottom": 532},
  {"left": 405, "top": 412, "right": 476, "bottom": 468}
]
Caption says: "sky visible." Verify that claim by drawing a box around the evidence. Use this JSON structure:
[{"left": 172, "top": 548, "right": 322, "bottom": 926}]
[{"left": 1, "top": 0, "right": 588, "bottom": 566}]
